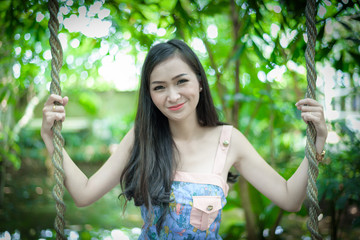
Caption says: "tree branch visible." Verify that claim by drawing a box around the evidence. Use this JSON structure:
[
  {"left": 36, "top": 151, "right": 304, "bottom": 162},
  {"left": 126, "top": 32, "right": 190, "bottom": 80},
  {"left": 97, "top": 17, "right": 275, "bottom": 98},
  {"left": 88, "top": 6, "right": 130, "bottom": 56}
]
[{"left": 13, "top": 90, "right": 47, "bottom": 137}]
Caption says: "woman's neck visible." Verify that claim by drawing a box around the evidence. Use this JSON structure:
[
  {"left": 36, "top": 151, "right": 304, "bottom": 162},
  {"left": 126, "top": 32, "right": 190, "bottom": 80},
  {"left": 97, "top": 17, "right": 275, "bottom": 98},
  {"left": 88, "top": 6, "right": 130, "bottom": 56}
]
[{"left": 168, "top": 116, "right": 203, "bottom": 142}]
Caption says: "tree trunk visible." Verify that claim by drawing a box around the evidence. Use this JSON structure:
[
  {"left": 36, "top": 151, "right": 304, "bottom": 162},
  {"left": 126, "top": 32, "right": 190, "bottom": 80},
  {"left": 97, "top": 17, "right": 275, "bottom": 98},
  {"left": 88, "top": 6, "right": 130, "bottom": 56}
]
[
  {"left": 238, "top": 176, "right": 260, "bottom": 239},
  {"left": 330, "top": 201, "right": 338, "bottom": 240},
  {"left": 0, "top": 161, "right": 5, "bottom": 207},
  {"left": 268, "top": 209, "right": 284, "bottom": 240},
  {"left": 266, "top": 83, "right": 275, "bottom": 165},
  {"left": 230, "top": 1, "right": 260, "bottom": 237},
  {"left": 0, "top": 104, "right": 13, "bottom": 207}
]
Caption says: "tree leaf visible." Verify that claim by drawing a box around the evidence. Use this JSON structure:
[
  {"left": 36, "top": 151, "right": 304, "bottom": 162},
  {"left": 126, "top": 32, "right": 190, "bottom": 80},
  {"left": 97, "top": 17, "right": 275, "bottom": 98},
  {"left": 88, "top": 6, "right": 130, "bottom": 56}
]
[
  {"left": 348, "top": 51, "right": 360, "bottom": 66},
  {"left": 338, "top": 20, "right": 352, "bottom": 31}
]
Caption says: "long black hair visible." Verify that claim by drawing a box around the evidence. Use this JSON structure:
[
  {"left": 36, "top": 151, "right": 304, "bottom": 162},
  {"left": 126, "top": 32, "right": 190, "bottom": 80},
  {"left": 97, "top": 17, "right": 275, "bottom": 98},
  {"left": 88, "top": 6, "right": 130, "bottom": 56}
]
[{"left": 119, "top": 39, "right": 223, "bottom": 233}]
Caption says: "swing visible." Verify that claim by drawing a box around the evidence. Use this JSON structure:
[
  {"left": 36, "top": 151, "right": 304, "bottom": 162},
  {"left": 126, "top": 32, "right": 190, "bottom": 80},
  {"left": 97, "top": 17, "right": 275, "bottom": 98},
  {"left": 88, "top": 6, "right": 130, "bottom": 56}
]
[
  {"left": 48, "top": 0, "right": 65, "bottom": 239},
  {"left": 46, "top": 0, "right": 322, "bottom": 239}
]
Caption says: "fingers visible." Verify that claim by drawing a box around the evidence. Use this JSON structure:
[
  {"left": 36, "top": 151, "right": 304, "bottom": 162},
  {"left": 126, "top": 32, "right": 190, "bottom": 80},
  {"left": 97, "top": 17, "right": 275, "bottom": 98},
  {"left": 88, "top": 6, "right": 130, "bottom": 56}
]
[
  {"left": 296, "top": 98, "right": 323, "bottom": 119},
  {"left": 42, "top": 94, "right": 68, "bottom": 129},
  {"left": 48, "top": 104, "right": 65, "bottom": 113},
  {"left": 45, "top": 94, "right": 65, "bottom": 106},
  {"left": 41, "top": 94, "right": 69, "bottom": 154},
  {"left": 295, "top": 98, "right": 328, "bottom": 140},
  {"left": 301, "top": 111, "right": 321, "bottom": 123},
  {"left": 295, "top": 98, "right": 322, "bottom": 108},
  {"left": 43, "top": 111, "right": 66, "bottom": 125},
  {"left": 298, "top": 106, "right": 324, "bottom": 116},
  {"left": 44, "top": 94, "right": 69, "bottom": 109},
  {"left": 62, "top": 96, "right": 69, "bottom": 106}
]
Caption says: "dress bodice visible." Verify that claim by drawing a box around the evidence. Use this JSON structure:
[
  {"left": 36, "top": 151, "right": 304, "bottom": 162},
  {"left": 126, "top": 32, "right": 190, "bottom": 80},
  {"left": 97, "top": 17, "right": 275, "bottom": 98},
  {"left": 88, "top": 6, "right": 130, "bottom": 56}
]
[{"left": 139, "top": 125, "right": 233, "bottom": 239}]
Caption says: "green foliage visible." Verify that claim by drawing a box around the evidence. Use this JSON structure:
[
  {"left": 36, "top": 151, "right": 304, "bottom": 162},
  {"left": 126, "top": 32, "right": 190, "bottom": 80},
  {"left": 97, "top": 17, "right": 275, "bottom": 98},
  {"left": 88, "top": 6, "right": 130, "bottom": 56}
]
[
  {"left": 222, "top": 223, "right": 246, "bottom": 240},
  {"left": 0, "top": 0, "right": 359, "bottom": 239},
  {"left": 318, "top": 121, "right": 360, "bottom": 233},
  {"left": 78, "top": 91, "right": 101, "bottom": 116}
]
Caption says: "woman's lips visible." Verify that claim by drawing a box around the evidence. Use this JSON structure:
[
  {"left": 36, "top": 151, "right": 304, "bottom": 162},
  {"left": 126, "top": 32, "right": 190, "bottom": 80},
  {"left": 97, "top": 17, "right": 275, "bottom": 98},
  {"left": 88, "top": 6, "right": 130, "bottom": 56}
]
[{"left": 168, "top": 103, "right": 184, "bottom": 111}]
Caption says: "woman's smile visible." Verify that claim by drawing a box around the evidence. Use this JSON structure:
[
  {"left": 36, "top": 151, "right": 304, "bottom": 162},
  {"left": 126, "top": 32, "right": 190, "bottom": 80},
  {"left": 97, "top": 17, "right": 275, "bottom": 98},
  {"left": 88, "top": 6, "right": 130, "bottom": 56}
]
[{"left": 168, "top": 103, "right": 185, "bottom": 111}]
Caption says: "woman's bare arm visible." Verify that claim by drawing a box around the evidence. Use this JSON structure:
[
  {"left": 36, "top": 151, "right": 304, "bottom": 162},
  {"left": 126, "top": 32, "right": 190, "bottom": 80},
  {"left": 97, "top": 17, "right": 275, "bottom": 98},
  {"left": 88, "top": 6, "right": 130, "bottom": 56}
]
[
  {"left": 232, "top": 98, "right": 327, "bottom": 212},
  {"left": 41, "top": 94, "right": 134, "bottom": 207}
]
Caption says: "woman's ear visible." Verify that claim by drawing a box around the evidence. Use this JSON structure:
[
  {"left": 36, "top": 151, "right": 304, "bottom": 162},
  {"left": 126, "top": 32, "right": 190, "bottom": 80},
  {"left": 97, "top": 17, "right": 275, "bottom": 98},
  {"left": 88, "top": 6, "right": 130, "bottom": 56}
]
[{"left": 198, "top": 78, "right": 203, "bottom": 92}]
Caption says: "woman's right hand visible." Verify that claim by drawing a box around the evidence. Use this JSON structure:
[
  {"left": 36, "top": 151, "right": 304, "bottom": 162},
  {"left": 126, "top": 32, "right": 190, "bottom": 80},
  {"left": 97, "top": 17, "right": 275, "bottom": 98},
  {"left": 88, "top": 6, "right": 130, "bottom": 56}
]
[{"left": 41, "top": 94, "right": 69, "bottom": 155}]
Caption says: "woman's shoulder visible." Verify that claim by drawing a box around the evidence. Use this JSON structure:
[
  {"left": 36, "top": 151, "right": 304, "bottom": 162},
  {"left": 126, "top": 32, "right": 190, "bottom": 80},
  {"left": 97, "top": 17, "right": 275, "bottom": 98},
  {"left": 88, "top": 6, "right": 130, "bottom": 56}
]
[
  {"left": 201, "top": 124, "right": 249, "bottom": 144},
  {"left": 208, "top": 126, "right": 251, "bottom": 171},
  {"left": 204, "top": 124, "right": 246, "bottom": 140},
  {"left": 228, "top": 126, "right": 252, "bottom": 155},
  {"left": 206, "top": 124, "right": 248, "bottom": 145},
  {"left": 227, "top": 126, "right": 247, "bottom": 141},
  {"left": 210, "top": 124, "right": 246, "bottom": 140}
]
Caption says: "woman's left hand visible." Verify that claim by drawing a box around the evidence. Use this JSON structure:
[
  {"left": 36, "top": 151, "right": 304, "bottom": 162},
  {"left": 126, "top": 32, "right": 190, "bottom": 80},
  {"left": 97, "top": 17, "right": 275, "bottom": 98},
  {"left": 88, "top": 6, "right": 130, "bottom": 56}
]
[{"left": 295, "top": 98, "right": 328, "bottom": 142}]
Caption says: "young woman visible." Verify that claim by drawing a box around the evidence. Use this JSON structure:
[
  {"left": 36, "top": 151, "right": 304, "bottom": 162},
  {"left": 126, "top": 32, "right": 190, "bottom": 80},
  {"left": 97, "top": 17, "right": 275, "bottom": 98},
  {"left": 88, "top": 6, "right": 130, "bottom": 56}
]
[{"left": 41, "top": 39, "right": 328, "bottom": 239}]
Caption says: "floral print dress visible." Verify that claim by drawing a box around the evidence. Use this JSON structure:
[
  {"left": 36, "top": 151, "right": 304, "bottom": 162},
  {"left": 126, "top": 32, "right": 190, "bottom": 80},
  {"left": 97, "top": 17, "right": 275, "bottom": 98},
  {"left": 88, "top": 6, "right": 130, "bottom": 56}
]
[{"left": 139, "top": 125, "right": 233, "bottom": 240}]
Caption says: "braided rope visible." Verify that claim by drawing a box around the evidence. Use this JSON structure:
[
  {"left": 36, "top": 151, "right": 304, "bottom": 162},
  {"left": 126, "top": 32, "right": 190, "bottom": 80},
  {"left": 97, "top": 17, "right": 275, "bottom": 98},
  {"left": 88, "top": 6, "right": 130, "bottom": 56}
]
[
  {"left": 305, "top": 0, "right": 322, "bottom": 239},
  {"left": 48, "top": 0, "right": 66, "bottom": 239}
]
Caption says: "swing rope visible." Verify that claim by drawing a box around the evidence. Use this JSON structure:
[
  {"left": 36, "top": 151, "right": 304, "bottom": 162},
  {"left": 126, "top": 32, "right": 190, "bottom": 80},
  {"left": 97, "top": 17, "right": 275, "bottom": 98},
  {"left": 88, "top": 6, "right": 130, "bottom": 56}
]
[
  {"left": 48, "top": 0, "right": 66, "bottom": 239},
  {"left": 305, "top": 0, "right": 322, "bottom": 239}
]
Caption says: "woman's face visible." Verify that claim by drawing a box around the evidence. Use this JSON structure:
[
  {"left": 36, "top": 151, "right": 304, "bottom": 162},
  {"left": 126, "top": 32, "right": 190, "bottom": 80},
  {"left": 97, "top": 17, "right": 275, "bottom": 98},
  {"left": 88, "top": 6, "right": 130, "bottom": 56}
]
[{"left": 149, "top": 56, "right": 201, "bottom": 123}]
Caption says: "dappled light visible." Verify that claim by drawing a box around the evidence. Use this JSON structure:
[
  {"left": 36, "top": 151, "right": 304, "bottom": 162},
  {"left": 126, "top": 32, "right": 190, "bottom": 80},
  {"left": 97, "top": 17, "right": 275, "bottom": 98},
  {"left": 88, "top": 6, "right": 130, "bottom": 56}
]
[
  {"left": 207, "top": 24, "right": 218, "bottom": 39},
  {"left": 61, "top": 2, "right": 112, "bottom": 38}
]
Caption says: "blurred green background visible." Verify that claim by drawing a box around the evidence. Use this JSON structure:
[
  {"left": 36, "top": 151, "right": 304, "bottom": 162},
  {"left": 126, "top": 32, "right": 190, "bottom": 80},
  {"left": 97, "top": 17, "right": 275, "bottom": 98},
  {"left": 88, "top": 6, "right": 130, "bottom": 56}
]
[{"left": 1, "top": 0, "right": 360, "bottom": 239}]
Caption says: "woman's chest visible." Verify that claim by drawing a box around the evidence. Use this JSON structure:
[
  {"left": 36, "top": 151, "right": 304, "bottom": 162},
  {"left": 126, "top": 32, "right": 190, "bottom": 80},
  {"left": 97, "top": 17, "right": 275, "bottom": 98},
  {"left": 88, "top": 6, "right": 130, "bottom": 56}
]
[
  {"left": 176, "top": 143, "right": 217, "bottom": 171},
  {"left": 176, "top": 143, "right": 236, "bottom": 180}
]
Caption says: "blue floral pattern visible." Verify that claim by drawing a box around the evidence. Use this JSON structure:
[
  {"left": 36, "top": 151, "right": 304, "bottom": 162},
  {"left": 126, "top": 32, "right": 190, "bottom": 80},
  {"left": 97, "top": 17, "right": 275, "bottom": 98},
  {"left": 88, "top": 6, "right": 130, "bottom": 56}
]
[{"left": 139, "top": 181, "right": 227, "bottom": 239}]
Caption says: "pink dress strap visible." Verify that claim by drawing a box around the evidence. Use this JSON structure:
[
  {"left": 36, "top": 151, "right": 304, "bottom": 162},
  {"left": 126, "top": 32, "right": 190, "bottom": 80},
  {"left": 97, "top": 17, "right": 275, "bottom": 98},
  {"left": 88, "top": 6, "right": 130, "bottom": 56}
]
[{"left": 212, "top": 125, "right": 233, "bottom": 175}]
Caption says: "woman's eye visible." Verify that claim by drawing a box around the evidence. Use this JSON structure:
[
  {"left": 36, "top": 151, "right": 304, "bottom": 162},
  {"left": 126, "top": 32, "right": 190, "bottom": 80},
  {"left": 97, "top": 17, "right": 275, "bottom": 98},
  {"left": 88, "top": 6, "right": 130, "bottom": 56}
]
[
  {"left": 153, "top": 86, "right": 164, "bottom": 91},
  {"left": 177, "top": 79, "right": 188, "bottom": 85}
]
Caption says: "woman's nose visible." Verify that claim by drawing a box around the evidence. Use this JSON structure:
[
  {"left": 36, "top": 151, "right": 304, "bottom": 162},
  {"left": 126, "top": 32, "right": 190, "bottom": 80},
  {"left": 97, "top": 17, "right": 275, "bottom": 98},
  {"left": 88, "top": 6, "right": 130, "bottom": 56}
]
[{"left": 167, "top": 88, "right": 180, "bottom": 102}]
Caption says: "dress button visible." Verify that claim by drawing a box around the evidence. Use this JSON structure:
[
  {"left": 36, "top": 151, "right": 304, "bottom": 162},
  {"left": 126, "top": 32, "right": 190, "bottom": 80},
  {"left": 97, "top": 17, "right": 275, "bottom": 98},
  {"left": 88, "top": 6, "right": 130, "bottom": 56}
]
[
  {"left": 207, "top": 205, "right": 213, "bottom": 211},
  {"left": 223, "top": 140, "right": 229, "bottom": 147}
]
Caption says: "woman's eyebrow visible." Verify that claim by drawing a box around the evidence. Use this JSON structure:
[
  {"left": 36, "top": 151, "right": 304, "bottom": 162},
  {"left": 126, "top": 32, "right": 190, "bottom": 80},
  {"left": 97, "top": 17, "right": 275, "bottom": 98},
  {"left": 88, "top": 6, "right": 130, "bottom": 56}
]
[
  {"left": 172, "top": 73, "right": 188, "bottom": 80},
  {"left": 151, "top": 73, "right": 188, "bottom": 85}
]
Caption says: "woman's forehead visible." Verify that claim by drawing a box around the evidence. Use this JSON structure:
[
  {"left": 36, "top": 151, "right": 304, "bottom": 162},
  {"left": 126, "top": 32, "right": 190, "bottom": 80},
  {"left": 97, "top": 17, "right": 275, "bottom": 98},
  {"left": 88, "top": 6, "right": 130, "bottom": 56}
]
[{"left": 149, "top": 56, "right": 194, "bottom": 82}]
